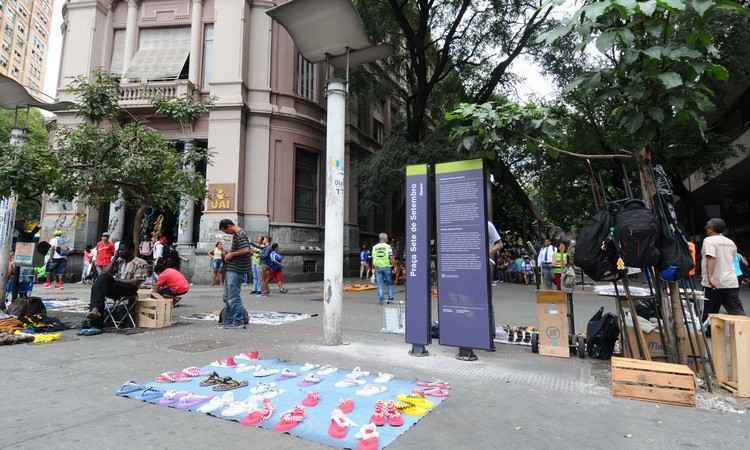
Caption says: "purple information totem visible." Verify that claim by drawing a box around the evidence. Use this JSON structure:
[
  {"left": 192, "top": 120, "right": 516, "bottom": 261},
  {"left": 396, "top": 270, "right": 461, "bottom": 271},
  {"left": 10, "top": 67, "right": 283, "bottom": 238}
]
[
  {"left": 435, "top": 159, "right": 493, "bottom": 350},
  {"left": 405, "top": 164, "right": 431, "bottom": 346}
]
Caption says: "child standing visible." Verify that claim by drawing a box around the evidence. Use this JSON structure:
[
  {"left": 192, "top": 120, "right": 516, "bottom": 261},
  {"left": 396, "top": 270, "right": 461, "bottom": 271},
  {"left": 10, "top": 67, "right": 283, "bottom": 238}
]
[
  {"left": 359, "top": 244, "right": 371, "bottom": 280},
  {"left": 251, "top": 236, "right": 263, "bottom": 295},
  {"left": 268, "top": 243, "right": 288, "bottom": 294}
]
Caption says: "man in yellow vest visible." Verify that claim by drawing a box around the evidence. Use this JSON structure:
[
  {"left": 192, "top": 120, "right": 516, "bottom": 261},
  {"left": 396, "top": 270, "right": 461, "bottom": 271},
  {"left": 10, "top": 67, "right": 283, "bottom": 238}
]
[{"left": 372, "top": 233, "right": 396, "bottom": 305}]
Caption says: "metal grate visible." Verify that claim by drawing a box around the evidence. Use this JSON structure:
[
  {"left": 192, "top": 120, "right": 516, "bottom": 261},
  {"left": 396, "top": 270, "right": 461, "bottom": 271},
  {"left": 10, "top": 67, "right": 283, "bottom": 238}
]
[{"left": 303, "top": 260, "right": 317, "bottom": 273}]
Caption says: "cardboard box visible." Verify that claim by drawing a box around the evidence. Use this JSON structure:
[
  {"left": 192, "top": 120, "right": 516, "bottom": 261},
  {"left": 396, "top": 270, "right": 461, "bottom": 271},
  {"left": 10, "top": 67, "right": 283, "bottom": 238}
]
[
  {"left": 624, "top": 325, "right": 702, "bottom": 361},
  {"left": 136, "top": 298, "right": 173, "bottom": 328},
  {"left": 536, "top": 290, "right": 569, "bottom": 358}
]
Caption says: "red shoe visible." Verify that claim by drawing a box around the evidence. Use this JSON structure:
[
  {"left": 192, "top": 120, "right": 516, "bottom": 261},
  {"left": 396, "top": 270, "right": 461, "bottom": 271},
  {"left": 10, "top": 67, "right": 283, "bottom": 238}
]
[
  {"left": 385, "top": 401, "right": 404, "bottom": 427},
  {"left": 241, "top": 399, "right": 274, "bottom": 426},
  {"left": 302, "top": 392, "right": 320, "bottom": 407},
  {"left": 328, "top": 408, "right": 357, "bottom": 439},
  {"left": 370, "top": 400, "right": 386, "bottom": 426},
  {"left": 55, "top": 282, "right": 64, "bottom": 290},
  {"left": 338, "top": 398, "right": 354, "bottom": 414},
  {"left": 274, "top": 406, "right": 305, "bottom": 432},
  {"left": 356, "top": 423, "right": 380, "bottom": 450},
  {"left": 44, "top": 282, "right": 52, "bottom": 289}
]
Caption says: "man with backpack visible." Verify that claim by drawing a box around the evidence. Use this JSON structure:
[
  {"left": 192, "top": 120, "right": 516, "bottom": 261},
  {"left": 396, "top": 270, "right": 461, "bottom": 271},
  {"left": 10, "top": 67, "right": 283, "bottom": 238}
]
[
  {"left": 701, "top": 218, "right": 745, "bottom": 320},
  {"left": 45, "top": 230, "right": 70, "bottom": 289}
]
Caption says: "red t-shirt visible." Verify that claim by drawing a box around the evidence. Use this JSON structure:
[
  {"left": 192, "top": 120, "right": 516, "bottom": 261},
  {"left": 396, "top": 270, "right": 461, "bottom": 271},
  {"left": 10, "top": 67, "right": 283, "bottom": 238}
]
[
  {"left": 96, "top": 241, "right": 116, "bottom": 266},
  {"left": 157, "top": 268, "right": 190, "bottom": 294}
]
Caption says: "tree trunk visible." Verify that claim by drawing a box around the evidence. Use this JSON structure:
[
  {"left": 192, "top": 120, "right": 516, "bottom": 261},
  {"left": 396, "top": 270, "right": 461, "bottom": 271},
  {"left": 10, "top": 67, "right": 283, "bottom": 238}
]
[
  {"left": 636, "top": 146, "right": 681, "bottom": 363},
  {"left": 132, "top": 205, "right": 149, "bottom": 256}
]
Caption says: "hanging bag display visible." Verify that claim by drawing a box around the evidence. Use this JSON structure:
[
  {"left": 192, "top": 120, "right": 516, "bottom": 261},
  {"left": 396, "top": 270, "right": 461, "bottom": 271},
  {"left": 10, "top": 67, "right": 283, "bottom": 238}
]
[
  {"left": 574, "top": 207, "right": 618, "bottom": 281},
  {"left": 613, "top": 199, "right": 661, "bottom": 268}
]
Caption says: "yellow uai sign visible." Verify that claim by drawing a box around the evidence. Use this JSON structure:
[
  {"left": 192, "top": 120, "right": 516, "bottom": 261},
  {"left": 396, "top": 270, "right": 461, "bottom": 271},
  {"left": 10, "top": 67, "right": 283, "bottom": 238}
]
[{"left": 207, "top": 183, "right": 235, "bottom": 211}]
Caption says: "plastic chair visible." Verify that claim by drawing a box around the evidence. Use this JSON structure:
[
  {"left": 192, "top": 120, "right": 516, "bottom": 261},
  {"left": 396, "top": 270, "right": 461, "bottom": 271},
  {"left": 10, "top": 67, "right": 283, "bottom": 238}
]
[{"left": 104, "top": 295, "right": 137, "bottom": 329}]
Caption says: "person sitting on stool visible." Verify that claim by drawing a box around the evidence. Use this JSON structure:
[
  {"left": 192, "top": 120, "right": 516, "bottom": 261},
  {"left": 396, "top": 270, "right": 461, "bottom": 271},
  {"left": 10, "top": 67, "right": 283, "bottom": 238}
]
[
  {"left": 152, "top": 260, "right": 190, "bottom": 305},
  {"left": 86, "top": 241, "right": 149, "bottom": 328}
]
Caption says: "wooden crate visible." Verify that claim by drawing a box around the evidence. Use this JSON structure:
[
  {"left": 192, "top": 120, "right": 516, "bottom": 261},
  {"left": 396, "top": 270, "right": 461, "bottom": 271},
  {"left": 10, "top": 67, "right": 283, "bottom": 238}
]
[
  {"left": 536, "top": 290, "right": 569, "bottom": 358},
  {"left": 611, "top": 357, "right": 696, "bottom": 407},
  {"left": 710, "top": 314, "right": 750, "bottom": 397},
  {"left": 136, "top": 298, "right": 173, "bottom": 328}
]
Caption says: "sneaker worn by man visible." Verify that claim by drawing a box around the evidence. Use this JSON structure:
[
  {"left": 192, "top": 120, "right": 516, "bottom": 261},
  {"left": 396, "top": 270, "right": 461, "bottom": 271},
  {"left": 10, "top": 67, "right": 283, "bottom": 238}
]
[
  {"left": 43, "top": 282, "right": 52, "bottom": 289},
  {"left": 55, "top": 282, "right": 64, "bottom": 290},
  {"left": 355, "top": 423, "right": 380, "bottom": 450},
  {"left": 328, "top": 408, "right": 358, "bottom": 439}
]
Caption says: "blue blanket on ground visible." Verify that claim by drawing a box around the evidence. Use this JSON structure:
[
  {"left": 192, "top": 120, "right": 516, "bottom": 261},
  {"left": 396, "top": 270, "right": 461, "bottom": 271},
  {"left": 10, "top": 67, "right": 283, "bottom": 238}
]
[{"left": 117, "top": 357, "right": 445, "bottom": 449}]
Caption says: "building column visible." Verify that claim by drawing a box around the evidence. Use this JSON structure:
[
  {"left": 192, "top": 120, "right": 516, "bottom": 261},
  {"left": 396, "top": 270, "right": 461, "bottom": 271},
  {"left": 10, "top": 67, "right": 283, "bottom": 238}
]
[
  {"left": 177, "top": 141, "right": 196, "bottom": 247},
  {"left": 108, "top": 196, "right": 125, "bottom": 242},
  {"left": 188, "top": 0, "right": 203, "bottom": 85},
  {"left": 100, "top": 3, "right": 114, "bottom": 69},
  {"left": 122, "top": 0, "right": 139, "bottom": 75}
]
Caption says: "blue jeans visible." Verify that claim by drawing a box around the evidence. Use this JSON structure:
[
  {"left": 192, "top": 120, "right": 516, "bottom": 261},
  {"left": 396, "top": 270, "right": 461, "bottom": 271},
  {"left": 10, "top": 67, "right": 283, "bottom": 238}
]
[
  {"left": 223, "top": 270, "right": 245, "bottom": 326},
  {"left": 541, "top": 264, "right": 555, "bottom": 290},
  {"left": 375, "top": 267, "right": 394, "bottom": 304},
  {"left": 252, "top": 265, "right": 262, "bottom": 293}
]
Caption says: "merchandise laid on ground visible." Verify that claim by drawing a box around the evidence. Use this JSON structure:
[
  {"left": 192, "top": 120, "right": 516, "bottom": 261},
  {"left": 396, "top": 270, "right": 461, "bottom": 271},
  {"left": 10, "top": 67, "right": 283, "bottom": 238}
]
[
  {"left": 181, "top": 311, "right": 317, "bottom": 326},
  {"left": 116, "top": 353, "right": 448, "bottom": 449}
]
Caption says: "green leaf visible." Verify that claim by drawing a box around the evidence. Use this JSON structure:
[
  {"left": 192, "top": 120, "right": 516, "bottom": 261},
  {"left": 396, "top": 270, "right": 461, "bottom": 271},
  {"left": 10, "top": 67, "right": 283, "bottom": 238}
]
[
  {"left": 539, "top": 22, "right": 574, "bottom": 45},
  {"left": 691, "top": 0, "right": 715, "bottom": 16},
  {"left": 687, "top": 31, "right": 712, "bottom": 49},
  {"left": 583, "top": 1, "right": 613, "bottom": 19},
  {"left": 669, "top": 47, "right": 702, "bottom": 59},
  {"left": 614, "top": 0, "right": 638, "bottom": 11},
  {"left": 669, "top": 96, "right": 685, "bottom": 111},
  {"left": 624, "top": 111, "right": 645, "bottom": 134},
  {"left": 645, "top": 21, "right": 663, "bottom": 38},
  {"left": 643, "top": 46, "right": 664, "bottom": 59},
  {"left": 648, "top": 107, "right": 665, "bottom": 123},
  {"left": 623, "top": 49, "right": 640, "bottom": 64},
  {"left": 638, "top": 0, "right": 658, "bottom": 15},
  {"left": 714, "top": 0, "right": 750, "bottom": 17},
  {"left": 659, "top": 0, "right": 686, "bottom": 10},
  {"left": 706, "top": 63, "right": 729, "bottom": 80},
  {"left": 657, "top": 72, "right": 683, "bottom": 89},
  {"left": 596, "top": 31, "right": 618, "bottom": 54},
  {"left": 618, "top": 29, "right": 636, "bottom": 46}
]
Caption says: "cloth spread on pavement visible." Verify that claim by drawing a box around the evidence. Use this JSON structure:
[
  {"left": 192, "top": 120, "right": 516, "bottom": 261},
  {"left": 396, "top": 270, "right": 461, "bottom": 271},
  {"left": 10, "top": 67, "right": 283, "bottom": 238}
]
[
  {"left": 116, "top": 357, "right": 445, "bottom": 449},
  {"left": 181, "top": 311, "right": 315, "bottom": 326}
]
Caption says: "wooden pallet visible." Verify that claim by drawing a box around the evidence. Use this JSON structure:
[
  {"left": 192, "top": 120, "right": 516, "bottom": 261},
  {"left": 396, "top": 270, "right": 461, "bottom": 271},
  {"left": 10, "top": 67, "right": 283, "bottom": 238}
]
[
  {"left": 611, "top": 357, "right": 696, "bottom": 407},
  {"left": 710, "top": 314, "right": 750, "bottom": 397}
]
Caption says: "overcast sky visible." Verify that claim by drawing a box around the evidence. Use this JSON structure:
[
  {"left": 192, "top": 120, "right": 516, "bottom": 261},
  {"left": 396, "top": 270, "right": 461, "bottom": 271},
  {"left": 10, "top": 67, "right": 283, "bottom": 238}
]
[{"left": 42, "top": 1, "right": 574, "bottom": 101}]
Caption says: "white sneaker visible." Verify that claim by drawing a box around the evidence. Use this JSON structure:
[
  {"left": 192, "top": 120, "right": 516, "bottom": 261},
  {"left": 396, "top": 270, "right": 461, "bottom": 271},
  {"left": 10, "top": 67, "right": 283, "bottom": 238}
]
[
  {"left": 374, "top": 372, "right": 394, "bottom": 384},
  {"left": 198, "top": 392, "right": 234, "bottom": 414},
  {"left": 345, "top": 366, "right": 370, "bottom": 379},
  {"left": 335, "top": 378, "right": 366, "bottom": 388},
  {"left": 300, "top": 363, "right": 320, "bottom": 372},
  {"left": 249, "top": 382, "right": 277, "bottom": 395},
  {"left": 235, "top": 364, "right": 258, "bottom": 373},
  {"left": 356, "top": 384, "right": 387, "bottom": 397},
  {"left": 317, "top": 365, "right": 338, "bottom": 376},
  {"left": 221, "top": 397, "right": 259, "bottom": 417},
  {"left": 253, "top": 366, "right": 280, "bottom": 377}
]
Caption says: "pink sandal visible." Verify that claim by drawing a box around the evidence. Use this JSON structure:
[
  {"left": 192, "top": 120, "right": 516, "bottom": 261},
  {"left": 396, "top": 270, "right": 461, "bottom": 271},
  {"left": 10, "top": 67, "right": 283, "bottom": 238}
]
[
  {"left": 156, "top": 371, "right": 191, "bottom": 383},
  {"left": 302, "top": 392, "right": 320, "bottom": 407},
  {"left": 274, "top": 406, "right": 305, "bottom": 432},
  {"left": 328, "top": 408, "right": 357, "bottom": 439},
  {"left": 338, "top": 398, "right": 354, "bottom": 414},
  {"left": 370, "top": 400, "right": 386, "bottom": 426},
  {"left": 416, "top": 387, "right": 450, "bottom": 398},
  {"left": 181, "top": 367, "right": 204, "bottom": 377},
  {"left": 356, "top": 423, "right": 380, "bottom": 450},
  {"left": 241, "top": 399, "right": 274, "bottom": 426}
]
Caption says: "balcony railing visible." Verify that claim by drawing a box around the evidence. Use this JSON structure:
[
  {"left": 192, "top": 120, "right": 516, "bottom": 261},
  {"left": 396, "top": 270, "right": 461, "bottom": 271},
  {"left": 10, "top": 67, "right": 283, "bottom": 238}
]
[{"left": 118, "top": 79, "right": 192, "bottom": 107}]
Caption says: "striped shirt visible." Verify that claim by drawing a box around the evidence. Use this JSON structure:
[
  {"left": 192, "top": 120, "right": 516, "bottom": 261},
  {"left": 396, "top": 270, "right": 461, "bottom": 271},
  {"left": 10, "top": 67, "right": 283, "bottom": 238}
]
[{"left": 225, "top": 229, "right": 252, "bottom": 273}]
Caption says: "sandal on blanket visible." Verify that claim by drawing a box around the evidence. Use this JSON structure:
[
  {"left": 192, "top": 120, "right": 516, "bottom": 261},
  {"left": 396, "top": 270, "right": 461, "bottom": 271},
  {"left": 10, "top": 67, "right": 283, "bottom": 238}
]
[
  {"left": 212, "top": 377, "right": 248, "bottom": 391},
  {"left": 115, "top": 381, "right": 148, "bottom": 396},
  {"left": 199, "top": 372, "right": 224, "bottom": 387}
]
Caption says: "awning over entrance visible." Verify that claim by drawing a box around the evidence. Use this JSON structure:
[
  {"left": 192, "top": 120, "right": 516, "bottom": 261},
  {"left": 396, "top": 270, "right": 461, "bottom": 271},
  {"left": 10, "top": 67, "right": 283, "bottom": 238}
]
[{"left": 124, "top": 27, "right": 190, "bottom": 81}]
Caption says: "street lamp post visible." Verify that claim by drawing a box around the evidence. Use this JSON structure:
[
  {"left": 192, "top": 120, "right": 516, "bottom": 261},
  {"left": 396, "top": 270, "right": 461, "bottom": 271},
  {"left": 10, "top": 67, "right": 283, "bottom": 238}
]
[{"left": 267, "top": 0, "right": 391, "bottom": 345}]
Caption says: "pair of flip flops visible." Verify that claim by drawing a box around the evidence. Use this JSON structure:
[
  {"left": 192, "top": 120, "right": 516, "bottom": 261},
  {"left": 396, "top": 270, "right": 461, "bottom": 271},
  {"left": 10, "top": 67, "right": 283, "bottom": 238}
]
[
  {"left": 78, "top": 328, "right": 103, "bottom": 336},
  {"left": 199, "top": 372, "right": 248, "bottom": 391}
]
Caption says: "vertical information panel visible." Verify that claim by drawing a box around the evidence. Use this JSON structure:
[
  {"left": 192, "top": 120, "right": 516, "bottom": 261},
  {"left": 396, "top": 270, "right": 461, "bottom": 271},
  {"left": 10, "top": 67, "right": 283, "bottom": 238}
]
[
  {"left": 435, "top": 160, "right": 492, "bottom": 350},
  {"left": 405, "top": 164, "right": 431, "bottom": 346}
]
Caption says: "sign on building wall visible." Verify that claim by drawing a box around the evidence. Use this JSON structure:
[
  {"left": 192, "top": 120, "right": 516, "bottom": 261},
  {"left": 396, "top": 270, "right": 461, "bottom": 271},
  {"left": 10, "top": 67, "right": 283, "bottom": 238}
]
[
  {"left": 206, "top": 183, "right": 236, "bottom": 211},
  {"left": 435, "top": 159, "right": 493, "bottom": 350},
  {"left": 404, "top": 164, "right": 431, "bottom": 346}
]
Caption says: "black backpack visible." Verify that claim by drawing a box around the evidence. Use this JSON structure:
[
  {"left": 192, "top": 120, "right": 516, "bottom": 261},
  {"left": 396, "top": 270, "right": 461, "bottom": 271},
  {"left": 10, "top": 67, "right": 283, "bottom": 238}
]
[
  {"left": 574, "top": 208, "right": 618, "bottom": 281},
  {"left": 613, "top": 199, "right": 661, "bottom": 268},
  {"left": 586, "top": 307, "right": 620, "bottom": 359}
]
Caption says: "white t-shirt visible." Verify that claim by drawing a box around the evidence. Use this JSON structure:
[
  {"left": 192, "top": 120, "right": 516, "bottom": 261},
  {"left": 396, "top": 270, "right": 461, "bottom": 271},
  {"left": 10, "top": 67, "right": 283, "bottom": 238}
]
[
  {"left": 153, "top": 242, "right": 164, "bottom": 259},
  {"left": 537, "top": 245, "right": 555, "bottom": 266},
  {"left": 701, "top": 234, "right": 738, "bottom": 289},
  {"left": 50, "top": 237, "right": 68, "bottom": 259}
]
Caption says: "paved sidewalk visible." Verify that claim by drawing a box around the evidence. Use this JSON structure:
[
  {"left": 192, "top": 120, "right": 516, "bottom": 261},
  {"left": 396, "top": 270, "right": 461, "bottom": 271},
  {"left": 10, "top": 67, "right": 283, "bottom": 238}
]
[{"left": 1, "top": 281, "right": 749, "bottom": 449}]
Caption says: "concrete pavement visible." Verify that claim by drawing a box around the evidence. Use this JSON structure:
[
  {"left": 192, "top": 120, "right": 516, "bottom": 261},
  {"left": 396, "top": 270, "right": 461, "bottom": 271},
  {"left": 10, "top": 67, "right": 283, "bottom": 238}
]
[{"left": 1, "top": 281, "right": 749, "bottom": 449}]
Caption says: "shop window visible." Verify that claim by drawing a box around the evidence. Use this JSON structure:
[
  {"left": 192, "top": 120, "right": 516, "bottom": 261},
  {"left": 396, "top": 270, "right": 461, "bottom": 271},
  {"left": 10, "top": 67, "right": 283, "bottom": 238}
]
[
  {"left": 202, "top": 24, "right": 213, "bottom": 89},
  {"left": 294, "top": 148, "right": 319, "bottom": 225}
]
